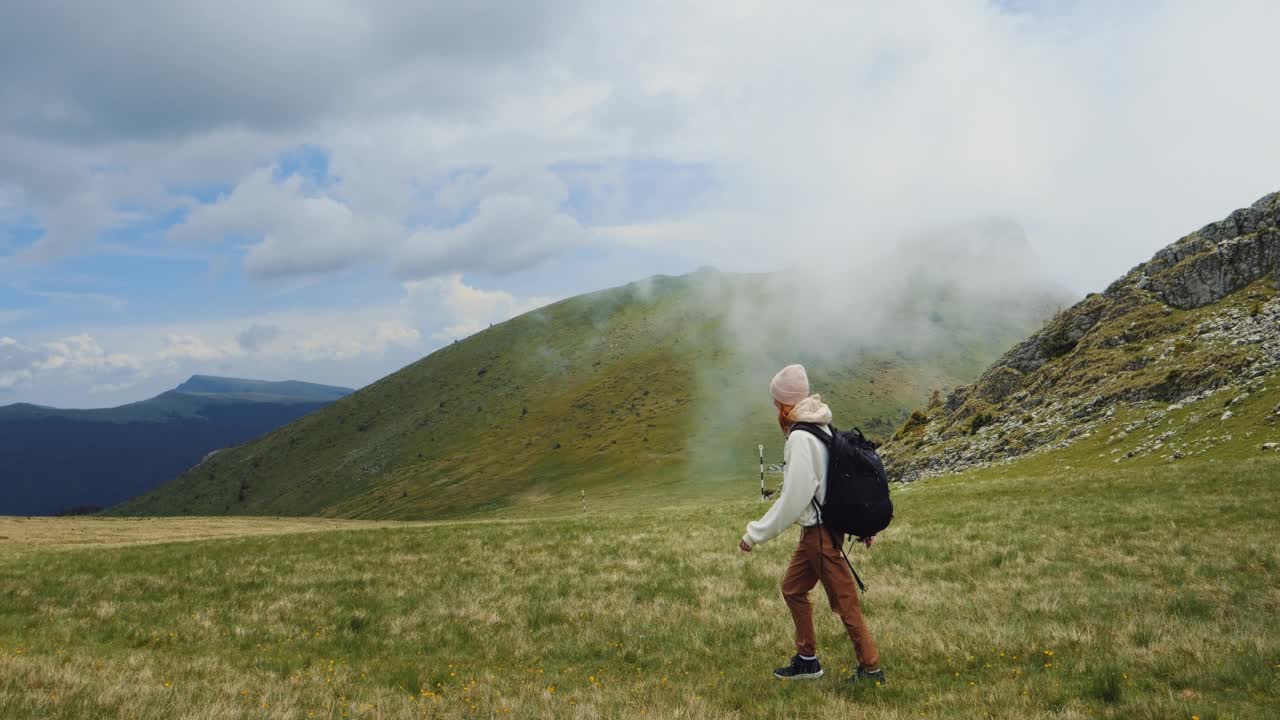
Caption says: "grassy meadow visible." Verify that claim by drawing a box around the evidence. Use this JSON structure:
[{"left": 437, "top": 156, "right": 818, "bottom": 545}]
[{"left": 3, "top": 453, "right": 1278, "bottom": 719}]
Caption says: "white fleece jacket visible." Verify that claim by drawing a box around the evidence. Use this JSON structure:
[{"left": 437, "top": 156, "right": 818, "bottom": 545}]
[{"left": 742, "top": 395, "right": 833, "bottom": 548}]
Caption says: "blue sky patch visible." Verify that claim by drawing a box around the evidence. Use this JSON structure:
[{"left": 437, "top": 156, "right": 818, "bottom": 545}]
[
  {"left": 274, "top": 144, "right": 334, "bottom": 189},
  {"left": 165, "top": 180, "right": 234, "bottom": 204}
]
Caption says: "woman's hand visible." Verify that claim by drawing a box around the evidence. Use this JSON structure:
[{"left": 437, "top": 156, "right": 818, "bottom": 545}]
[{"left": 739, "top": 539, "right": 753, "bottom": 553}]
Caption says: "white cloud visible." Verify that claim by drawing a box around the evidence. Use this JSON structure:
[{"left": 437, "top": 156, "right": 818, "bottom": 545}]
[
  {"left": 167, "top": 162, "right": 592, "bottom": 281},
  {"left": 395, "top": 191, "right": 588, "bottom": 279},
  {"left": 236, "top": 323, "right": 281, "bottom": 352},
  {"left": 133, "top": 309, "right": 424, "bottom": 367},
  {"left": 404, "top": 273, "right": 555, "bottom": 341},
  {"left": 0, "top": 2, "right": 585, "bottom": 142},
  {"left": 0, "top": 273, "right": 556, "bottom": 405},
  {"left": 0, "top": 336, "right": 43, "bottom": 389},
  {"left": 0, "top": 311, "right": 419, "bottom": 404},
  {"left": 170, "top": 168, "right": 400, "bottom": 280},
  {"left": 6, "top": 3, "right": 1279, "bottom": 289},
  {"left": 24, "top": 186, "right": 119, "bottom": 260},
  {"left": 39, "top": 334, "right": 141, "bottom": 374},
  {"left": 609, "top": 0, "right": 1278, "bottom": 288},
  {"left": 0, "top": 334, "right": 147, "bottom": 394},
  {"left": 285, "top": 319, "right": 422, "bottom": 363},
  {"left": 158, "top": 334, "right": 232, "bottom": 364}
]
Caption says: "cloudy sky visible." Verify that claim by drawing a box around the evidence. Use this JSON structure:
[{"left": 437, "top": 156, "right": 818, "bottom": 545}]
[{"left": 1, "top": 0, "right": 1277, "bottom": 407}]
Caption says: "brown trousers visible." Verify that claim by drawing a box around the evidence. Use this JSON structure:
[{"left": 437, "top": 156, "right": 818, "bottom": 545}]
[{"left": 782, "top": 526, "right": 880, "bottom": 669}]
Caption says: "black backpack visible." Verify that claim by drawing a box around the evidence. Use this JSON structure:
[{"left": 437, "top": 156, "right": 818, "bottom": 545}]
[{"left": 790, "top": 422, "right": 895, "bottom": 590}]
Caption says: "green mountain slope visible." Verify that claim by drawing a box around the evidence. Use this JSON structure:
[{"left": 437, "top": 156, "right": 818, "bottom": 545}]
[
  {"left": 883, "top": 191, "right": 1280, "bottom": 479},
  {"left": 113, "top": 257, "right": 1066, "bottom": 520},
  {"left": 0, "top": 377, "right": 353, "bottom": 516}
]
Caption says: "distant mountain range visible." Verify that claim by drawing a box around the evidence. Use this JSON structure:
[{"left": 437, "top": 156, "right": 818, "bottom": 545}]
[{"left": 0, "top": 376, "right": 352, "bottom": 515}]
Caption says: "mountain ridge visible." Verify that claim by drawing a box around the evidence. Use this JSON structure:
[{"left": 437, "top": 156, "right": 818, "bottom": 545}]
[
  {"left": 0, "top": 376, "right": 352, "bottom": 515},
  {"left": 0, "top": 375, "right": 353, "bottom": 415},
  {"left": 173, "top": 375, "right": 353, "bottom": 401},
  {"left": 883, "top": 191, "right": 1280, "bottom": 480}
]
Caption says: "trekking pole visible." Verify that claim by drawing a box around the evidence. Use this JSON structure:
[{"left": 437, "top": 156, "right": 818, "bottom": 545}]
[{"left": 758, "top": 444, "right": 765, "bottom": 501}]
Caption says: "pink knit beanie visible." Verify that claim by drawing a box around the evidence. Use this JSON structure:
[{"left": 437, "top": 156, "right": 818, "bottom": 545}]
[{"left": 770, "top": 364, "right": 810, "bottom": 405}]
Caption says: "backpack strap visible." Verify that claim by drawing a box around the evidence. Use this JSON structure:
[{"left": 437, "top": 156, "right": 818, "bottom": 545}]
[{"left": 789, "top": 422, "right": 832, "bottom": 445}]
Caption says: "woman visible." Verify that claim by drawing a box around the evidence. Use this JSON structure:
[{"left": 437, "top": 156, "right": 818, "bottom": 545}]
[{"left": 739, "top": 363, "right": 885, "bottom": 685}]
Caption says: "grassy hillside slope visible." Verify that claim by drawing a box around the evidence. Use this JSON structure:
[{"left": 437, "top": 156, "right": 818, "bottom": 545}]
[
  {"left": 5, "top": 453, "right": 1278, "bottom": 719},
  {"left": 113, "top": 268, "right": 1060, "bottom": 520}
]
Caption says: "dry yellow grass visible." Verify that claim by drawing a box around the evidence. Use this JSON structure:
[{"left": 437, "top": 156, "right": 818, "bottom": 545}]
[
  {"left": 0, "top": 516, "right": 409, "bottom": 553},
  {"left": 0, "top": 514, "right": 560, "bottom": 554}
]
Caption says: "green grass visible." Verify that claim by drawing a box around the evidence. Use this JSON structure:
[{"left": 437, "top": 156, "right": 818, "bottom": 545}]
[{"left": 5, "top": 453, "right": 1278, "bottom": 718}]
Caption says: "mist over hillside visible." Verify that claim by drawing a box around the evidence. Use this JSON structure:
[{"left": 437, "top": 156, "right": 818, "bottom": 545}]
[{"left": 114, "top": 223, "right": 1069, "bottom": 520}]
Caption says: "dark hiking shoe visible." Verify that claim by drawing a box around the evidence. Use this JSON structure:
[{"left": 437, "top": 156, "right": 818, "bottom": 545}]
[
  {"left": 846, "top": 666, "right": 887, "bottom": 687},
  {"left": 774, "top": 654, "right": 824, "bottom": 680}
]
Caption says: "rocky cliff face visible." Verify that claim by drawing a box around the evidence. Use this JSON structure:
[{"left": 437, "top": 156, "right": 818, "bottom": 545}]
[{"left": 882, "top": 191, "right": 1280, "bottom": 481}]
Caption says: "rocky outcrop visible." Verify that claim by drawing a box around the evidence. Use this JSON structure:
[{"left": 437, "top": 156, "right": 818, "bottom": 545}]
[
  {"left": 1113, "top": 192, "right": 1280, "bottom": 306},
  {"left": 1147, "top": 227, "right": 1280, "bottom": 309},
  {"left": 996, "top": 193, "right": 1279, "bottom": 378},
  {"left": 882, "top": 191, "right": 1280, "bottom": 482},
  {"left": 999, "top": 293, "right": 1109, "bottom": 374},
  {"left": 974, "top": 365, "right": 1026, "bottom": 404}
]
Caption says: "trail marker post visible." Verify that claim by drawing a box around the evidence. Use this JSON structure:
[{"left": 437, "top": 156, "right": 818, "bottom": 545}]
[{"left": 758, "top": 444, "right": 765, "bottom": 501}]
